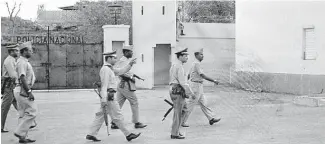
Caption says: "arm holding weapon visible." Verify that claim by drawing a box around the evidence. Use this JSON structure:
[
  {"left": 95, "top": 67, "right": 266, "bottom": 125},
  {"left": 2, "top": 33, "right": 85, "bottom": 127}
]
[
  {"left": 113, "top": 58, "right": 137, "bottom": 76},
  {"left": 93, "top": 82, "right": 110, "bottom": 136}
]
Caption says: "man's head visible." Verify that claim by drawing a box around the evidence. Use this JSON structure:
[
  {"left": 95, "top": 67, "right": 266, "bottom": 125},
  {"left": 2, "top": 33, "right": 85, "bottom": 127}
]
[
  {"left": 122, "top": 45, "right": 134, "bottom": 58},
  {"left": 19, "top": 41, "right": 33, "bottom": 59},
  {"left": 194, "top": 48, "right": 204, "bottom": 62},
  {"left": 6, "top": 44, "right": 19, "bottom": 58},
  {"left": 178, "top": 6, "right": 182, "bottom": 12},
  {"left": 103, "top": 51, "right": 118, "bottom": 65},
  {"left": 175, "top": 47, "right": 189, "bottom": 63}
]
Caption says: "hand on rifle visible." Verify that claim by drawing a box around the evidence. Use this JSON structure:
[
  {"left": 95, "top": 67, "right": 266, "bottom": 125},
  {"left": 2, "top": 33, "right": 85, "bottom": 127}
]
[
  {"left": 213, "top": 80, "right": 219, "bottom": 85},
  {"left": 107, "top": 92, "right": 114, "bottom": 101}
]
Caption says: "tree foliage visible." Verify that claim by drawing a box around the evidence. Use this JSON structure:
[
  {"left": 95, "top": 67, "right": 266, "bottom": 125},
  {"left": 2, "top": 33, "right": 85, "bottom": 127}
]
[
  {"left": 5, "top": 1, "right": 22, "bottom": 34},
  {"left": 75, "top": 0, "right": 132, "bottom": 44},
  {"left": 178, "top": 1, "right": 235, "bottom": 23}
]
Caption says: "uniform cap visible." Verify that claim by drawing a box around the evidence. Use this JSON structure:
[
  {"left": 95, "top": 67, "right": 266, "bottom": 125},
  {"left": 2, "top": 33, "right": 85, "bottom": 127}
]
[
  {"left": 5, "top": 44, "right": 19, "bottom": 51},
  {"left": 175, "top": 47, "right": 189, "bottom": 55},
  {"left": 122, "top": 45, "right": 133, "bottom": 51},
  {"left": 103, "top": 51, "right": 117, "bottom": 57},
  {"left": 18, "top": 41, "right": 32, "bottom": 50},
  {"left": 195, "top": 48, "right": 203, "bottom": 53}
]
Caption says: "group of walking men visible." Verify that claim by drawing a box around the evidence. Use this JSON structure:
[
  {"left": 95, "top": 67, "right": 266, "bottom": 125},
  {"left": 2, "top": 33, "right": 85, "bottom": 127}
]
[
  {"left": 1, "top": 41, "right": 38, "bottom": 143},
  {"left": 86, "top": 45, "right": 222, "bottom": 141},
  {"left": 1, "top": 42, "right": 221, "bottom": 143}
]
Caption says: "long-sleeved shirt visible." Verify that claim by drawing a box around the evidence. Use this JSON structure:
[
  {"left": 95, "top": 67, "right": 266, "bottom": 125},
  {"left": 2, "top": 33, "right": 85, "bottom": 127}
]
[
  {"left": 2, "top": 55, "right": 17, "bottom": 79},
  {"left": 100, "top": 63, "right": 132, "bottom": 101},
  {"left": 169, "top": 60, "right": 193, "bottom": 95},
  {"left": 188, "top": 59, "right": 204, "bottom": 83},
  {"left": 16, "top": 56, "right": 36, "bottom": 87}
]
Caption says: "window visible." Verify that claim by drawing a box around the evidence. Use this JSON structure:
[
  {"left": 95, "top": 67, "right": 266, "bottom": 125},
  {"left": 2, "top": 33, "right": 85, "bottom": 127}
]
[
  {"left": 141, "top": 6, "right": 143, "bottom": 15},
  {"left": 162, "top": 6, "right": 165, "bottom": 15},
  {"left": 303, "top": 27, "right": 316, "bottom": 60}
]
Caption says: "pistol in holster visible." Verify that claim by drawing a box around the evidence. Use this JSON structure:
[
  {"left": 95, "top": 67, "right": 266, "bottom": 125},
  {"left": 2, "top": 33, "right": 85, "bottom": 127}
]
[{"left": 1, "top": 77, "right": 16, "bottom": 95}]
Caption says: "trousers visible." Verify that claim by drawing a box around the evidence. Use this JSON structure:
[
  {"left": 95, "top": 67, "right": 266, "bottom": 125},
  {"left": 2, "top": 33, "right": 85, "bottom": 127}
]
[
  {"left": 182, "top": 82, "right": 214, "bottom": 124},
  {"left": 169, "top": 86, "right": 186, "bottom": 136},
  {"left": 89, "top": 99, "right": 131, "bottom": 136},
  {"left": 116, "top": 87, "right": 139, "bottom": 123},
  {"left": 1, "top": 86, "right": 18, "bottom": 129},
  {"left": 13, "top": 86, "right": 38, "bottom": 138}
]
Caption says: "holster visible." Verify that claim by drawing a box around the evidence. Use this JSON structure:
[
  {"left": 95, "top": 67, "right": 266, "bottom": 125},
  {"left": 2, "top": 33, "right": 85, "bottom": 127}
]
[
  {"left": 107, "top": 88, "right": 116, "bottom": 101},
  {"left": 171, "top": 84, "right": 188, "bottom": 98},
  {"left": 1, "top": 77, "right": 16, "bottom": 94},
  {"left": 119, "top": 75, "right": 136, "bottom": 91}
]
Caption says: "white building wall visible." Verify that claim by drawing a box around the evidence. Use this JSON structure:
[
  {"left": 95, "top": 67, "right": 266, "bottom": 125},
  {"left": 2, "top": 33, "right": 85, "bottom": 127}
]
[
  {"left": 102, "top": 25, "right": 130, "bottom": 53},
  {"left": 236, "top": 0, "right": 325, "bottom": 75},
  {"left": 132, "top": 0, "right": 176, "bottom": 89}
]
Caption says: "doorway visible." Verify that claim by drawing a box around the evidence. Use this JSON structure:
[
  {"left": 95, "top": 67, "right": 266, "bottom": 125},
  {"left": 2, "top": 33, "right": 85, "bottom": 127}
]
[{"left": 154, "top": 44, "right": 171, "bottom": 85}]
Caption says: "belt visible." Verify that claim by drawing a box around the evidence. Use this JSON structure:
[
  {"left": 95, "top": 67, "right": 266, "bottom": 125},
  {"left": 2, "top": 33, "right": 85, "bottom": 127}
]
[{"left": 191, "top": 80, "right": 203, "bottom": 84}]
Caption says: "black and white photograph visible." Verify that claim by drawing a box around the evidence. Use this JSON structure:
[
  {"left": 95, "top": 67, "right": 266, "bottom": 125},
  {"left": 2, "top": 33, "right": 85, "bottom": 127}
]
[{"left": 0, "top": 0, "right": 324, "bottom": 143}]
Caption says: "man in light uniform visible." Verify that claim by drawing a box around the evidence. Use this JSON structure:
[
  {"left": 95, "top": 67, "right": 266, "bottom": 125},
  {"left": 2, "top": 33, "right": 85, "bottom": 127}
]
[
  {"left": 111, "top": 45, "right": 147, "bottom": 129},
  {"left": 13, "top": 41, "right": 37, "bottom": 143},
  {"left": 182, "top": 48, "right": 221, "bottom": 127},
  {"left": 169, "top": 47, "right": 194, "bottom": 139},
  {"left": 86, "top": 51, "right": 141, "bottom": 142},
  {"left": 1, "top": 44, "right": 19, "bottom": 133}
]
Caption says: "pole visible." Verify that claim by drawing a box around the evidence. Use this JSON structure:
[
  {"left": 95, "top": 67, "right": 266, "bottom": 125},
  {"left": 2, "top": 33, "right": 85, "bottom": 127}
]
[
  {"left": 47, "top": 26, "right": 50, "bottom": 90},
  {"left": 114, "top": 11, "right": 117, "bottom": 25}
]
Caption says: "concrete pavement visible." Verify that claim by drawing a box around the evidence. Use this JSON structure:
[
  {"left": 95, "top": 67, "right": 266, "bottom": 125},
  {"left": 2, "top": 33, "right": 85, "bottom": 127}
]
[{"left": 1, "top": 86, "right": 325, "bottom": 144}]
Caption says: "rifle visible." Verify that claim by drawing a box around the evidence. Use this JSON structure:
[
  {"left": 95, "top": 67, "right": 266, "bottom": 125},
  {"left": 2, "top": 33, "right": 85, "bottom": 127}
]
[
  {"left": 93, "top": 82, "right": 110, "bottom": 136},
  {"left": 162, "top": 99, "right": 174, "bottom": 121}
]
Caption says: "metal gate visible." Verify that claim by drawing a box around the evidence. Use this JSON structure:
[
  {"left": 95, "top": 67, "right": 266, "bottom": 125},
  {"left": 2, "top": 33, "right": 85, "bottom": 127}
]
[{"left": 2, "top": 28, "right": 103, "bottom": 90}]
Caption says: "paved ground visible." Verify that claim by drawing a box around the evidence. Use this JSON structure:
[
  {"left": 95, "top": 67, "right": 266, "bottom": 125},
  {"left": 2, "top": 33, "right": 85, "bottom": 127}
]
[{"left": 1, "top": 86, "right": 325, "bottom": 144}]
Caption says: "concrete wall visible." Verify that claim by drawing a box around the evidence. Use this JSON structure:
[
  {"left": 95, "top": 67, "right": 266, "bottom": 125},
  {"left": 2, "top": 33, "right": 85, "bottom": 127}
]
[
  {"left": 102, "top": 25, "right": 130, "bottom": 53},
  {"left": 178, "top": 23, "right": 235, "bottom": 86},
  {"left": 132, "top": 0, "right": 176, "bottom": 89},
  {"left": 235, "top": 0, "right": 325, "bottom": 94}
]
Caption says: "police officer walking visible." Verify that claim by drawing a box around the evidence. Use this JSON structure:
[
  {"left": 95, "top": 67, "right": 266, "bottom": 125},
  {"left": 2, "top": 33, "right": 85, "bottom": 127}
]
[
  {"left": 111, "top": 45, "right": 147, "bottom": 129},
  {"left": 13, "top": 41, "right": 37, "bottom": 143},
  {"left": 169, "top": 47, "right": 194, "bottom": 139},
  {"left": 182, "top": 48, "right": 221, "bottom": 127},
  {"left": 1, "top": 44, "right": 19, "bottom": 133},
  {"left": 86, "top": 51, "right": 141, "bottom": 142}
]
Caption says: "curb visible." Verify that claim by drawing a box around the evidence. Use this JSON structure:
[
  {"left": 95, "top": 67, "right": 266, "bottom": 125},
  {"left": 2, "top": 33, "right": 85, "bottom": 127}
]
[
  {"left": 33, "top": 89, "right": 95, "bottom": 93},
  {"left": 293, "top": 95, "right": 325, "bottom": 107}
]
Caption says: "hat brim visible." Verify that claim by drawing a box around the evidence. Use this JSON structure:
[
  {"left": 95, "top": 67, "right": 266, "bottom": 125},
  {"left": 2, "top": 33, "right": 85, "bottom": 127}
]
[
  {"left": 9, "top": 48, "right": 20, "bottom": 51},
  {"left": 122, "top": 48, "right": 133, "bottom": 51},
  {"left": 175, "top": 52, "right": 189, "bottom": 55}
]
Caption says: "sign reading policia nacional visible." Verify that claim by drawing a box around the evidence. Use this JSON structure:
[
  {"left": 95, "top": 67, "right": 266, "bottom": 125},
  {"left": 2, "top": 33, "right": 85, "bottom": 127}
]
[{"left": 2, "top": 35, "right": 84, "bottom": 45}]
